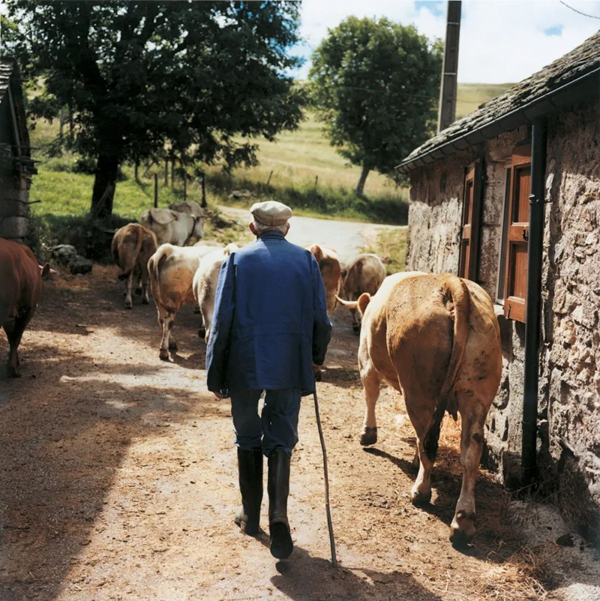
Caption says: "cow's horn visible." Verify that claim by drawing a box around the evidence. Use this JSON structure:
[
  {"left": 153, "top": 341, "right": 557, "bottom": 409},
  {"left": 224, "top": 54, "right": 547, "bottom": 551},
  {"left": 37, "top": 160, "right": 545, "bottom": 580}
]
[{"left": 335, "top": 295, "right": 359, "bottom": 310}]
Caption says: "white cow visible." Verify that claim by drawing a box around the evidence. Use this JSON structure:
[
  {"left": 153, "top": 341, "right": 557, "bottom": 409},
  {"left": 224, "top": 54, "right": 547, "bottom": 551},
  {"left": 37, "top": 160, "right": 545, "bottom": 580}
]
[
  {"left": 192, "top": 244, "right": 239, "bottom": 342},
  {"left": 139, "top": 208, "right": 204, "bottom": 246},
  {"left": 148, "top": 243, "right": 221, "bottom": 360},
  {"left": 169, "top": 200, "right": 207, "bottom": 218}
]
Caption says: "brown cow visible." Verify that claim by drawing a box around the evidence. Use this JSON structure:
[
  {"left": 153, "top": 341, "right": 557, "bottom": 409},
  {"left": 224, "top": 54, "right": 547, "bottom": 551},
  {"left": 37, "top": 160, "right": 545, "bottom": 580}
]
[
  {"left": 341, "top": 253, "right": 387, "bottom": 334},
  {"left": 307, "top": 244, "right": 342, "bottom": 381},
  {"left": 111, "top": 224, "right": 158, "bottom": 309},
  {"left": 0, "top": 239, "right": 49, "bottom": 377},
  {"left": 339, "top": 272, "right": 502, "bottom": 545}
]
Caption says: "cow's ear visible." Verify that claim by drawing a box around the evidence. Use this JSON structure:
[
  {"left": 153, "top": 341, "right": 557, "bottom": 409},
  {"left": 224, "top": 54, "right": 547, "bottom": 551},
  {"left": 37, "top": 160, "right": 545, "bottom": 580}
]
[
  {"left": 357, "top": 293, "right": 371, "bottom": 315},
  {"left": 40, "top": 263, "right": 51, "bottom": 280},
  {"left": 310, "top": 244, "right": 323, "bottom": 264}
]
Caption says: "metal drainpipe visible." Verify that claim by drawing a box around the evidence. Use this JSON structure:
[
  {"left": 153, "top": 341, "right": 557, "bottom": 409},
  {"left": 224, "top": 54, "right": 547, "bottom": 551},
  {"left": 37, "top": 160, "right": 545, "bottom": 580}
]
[{"left": 521, "top": 117, "right": 548, "bottom": 486}]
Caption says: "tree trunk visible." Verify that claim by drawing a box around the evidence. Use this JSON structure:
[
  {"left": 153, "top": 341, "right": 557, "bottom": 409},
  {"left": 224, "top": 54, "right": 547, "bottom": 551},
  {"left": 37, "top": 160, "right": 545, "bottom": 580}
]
[
  {"left": 356, "top": 164, "right": 370, "bottom": 197},
  {"left": 91, "top": 155, "right": 119, "bottom": 218}
]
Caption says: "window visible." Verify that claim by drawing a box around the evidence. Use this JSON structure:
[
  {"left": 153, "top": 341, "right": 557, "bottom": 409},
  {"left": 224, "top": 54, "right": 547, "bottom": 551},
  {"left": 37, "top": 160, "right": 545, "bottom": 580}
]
[
  {"left": 502, "top": 144, "right": 531, "bottom": 322},
  {"left": 458, "top": 160, "right": 483, "bottom": 281}
]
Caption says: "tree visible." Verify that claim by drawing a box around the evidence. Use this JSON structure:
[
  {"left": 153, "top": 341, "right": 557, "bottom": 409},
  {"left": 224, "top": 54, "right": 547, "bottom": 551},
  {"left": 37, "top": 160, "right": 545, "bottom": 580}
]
[
  {"left": 310, "top": 17, "right": 442, "bottom": 197},
  {"left": 4, "top": 1, "right": 304, "bottom": 217}
]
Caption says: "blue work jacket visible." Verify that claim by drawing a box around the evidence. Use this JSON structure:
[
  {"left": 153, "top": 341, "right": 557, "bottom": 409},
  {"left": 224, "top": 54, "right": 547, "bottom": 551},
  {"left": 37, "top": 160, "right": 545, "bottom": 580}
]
[{"left": 206, "top": 231, "right": 332, "bottom": 395}]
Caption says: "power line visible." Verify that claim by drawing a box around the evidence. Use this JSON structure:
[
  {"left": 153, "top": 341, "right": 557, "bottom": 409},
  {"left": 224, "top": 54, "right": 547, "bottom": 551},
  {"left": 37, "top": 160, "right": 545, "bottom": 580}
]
[{"left": 559, "top": 0, "right": 600, "bottom": 19}]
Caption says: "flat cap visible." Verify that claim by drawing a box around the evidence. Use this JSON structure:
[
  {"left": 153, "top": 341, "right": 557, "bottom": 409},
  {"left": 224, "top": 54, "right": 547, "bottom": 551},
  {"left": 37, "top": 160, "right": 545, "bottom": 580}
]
[{"left": 250, "top": 200, "right": 293, "bottom": 226}]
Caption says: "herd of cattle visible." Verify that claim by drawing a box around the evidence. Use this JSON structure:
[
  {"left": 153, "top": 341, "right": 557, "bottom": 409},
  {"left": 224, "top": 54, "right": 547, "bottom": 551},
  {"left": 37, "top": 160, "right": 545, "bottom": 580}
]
[{"left": 0, "top": 200, "right": 502, "bottom": 546}]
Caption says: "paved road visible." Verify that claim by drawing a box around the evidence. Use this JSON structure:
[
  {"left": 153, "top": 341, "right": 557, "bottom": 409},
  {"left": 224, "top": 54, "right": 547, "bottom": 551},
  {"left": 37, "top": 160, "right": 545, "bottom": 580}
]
[{"left": 219, "top": 205, "right": 406, "bottom": 263}]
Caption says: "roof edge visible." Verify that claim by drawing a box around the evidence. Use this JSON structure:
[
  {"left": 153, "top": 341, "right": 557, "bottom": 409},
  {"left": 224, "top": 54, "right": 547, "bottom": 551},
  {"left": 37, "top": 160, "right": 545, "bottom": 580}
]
[{"left": 396, "top": 66, "right": 600, "bottom": 174}]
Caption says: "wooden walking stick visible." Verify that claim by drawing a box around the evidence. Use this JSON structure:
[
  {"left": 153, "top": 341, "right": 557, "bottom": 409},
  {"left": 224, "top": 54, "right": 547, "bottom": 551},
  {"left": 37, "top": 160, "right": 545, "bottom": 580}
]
[{"left": 313, "top": 384, "right": 338, "bottom": 567}]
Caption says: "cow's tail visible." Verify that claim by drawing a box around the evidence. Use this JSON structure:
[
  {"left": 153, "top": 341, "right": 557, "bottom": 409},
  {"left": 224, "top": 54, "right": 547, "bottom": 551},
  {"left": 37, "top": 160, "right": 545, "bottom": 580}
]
[
  {"left": 118, "top": 226, "right": 144, "bottom": 281},
  {"left": 422, "top": 276, "right": 470, "bottom": 462},
  {"left": 148, "top": 245, "right": 171, "bottom": 307}
]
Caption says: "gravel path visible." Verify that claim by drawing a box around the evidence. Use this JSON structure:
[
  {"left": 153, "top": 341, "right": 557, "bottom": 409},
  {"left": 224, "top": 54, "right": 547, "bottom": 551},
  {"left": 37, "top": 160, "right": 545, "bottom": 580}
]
[{"left": 219, "top": 206, "right": 406, "bottom": 263}]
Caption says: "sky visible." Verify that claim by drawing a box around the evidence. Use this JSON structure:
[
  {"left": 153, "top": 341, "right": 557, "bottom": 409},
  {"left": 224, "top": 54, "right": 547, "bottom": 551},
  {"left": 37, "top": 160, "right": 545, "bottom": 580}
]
[{"left": 293, "top": 0, "right": 600, "bottom": 83}]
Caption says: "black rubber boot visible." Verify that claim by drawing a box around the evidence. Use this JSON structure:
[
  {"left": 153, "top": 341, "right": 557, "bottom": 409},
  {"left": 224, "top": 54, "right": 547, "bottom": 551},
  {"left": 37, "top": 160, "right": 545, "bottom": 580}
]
[
  {"left": 268, "top": 447, "right": 293, "bottom": 559},
  {"left": 234, "top": 449, "right": 263, "bottom": 536}
]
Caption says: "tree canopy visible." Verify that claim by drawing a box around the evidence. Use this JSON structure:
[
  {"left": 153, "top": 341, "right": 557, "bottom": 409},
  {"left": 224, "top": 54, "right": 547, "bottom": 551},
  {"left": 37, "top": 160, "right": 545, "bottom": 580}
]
[
  {"left": 3, "top": 0, "right": 305, "bottom": 216},
  {"left": 309, "top": 17, "right": 442, "bottom": 196}
]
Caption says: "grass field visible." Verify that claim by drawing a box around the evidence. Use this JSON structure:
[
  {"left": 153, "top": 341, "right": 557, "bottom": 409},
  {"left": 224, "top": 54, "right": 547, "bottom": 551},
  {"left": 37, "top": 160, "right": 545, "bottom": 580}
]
[{"left": 27, "top": 81, "right": 512, "bottom": 255}]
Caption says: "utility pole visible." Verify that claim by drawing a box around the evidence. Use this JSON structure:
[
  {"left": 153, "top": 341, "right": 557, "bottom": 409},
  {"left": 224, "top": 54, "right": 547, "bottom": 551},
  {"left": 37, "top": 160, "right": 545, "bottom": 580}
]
[{"left": 438, "top": 1, "right": 462, "bottom": 132}]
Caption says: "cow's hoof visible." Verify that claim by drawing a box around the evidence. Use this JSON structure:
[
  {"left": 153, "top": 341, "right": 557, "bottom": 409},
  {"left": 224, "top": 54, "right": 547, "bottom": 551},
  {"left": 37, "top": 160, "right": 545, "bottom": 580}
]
[
  {"left": 360, "top": 427, "right": 377, "bottom": 446},
  {"left": 142, "top": 297, "right": 150, "bottom": 305},
  {"left": 7, "top": 366, "right": 21, "bottom": 378},
  {"left": 449, "top": 511, "right": 476, "bottom": 547},
  {"left": 410, "top": 487, "right": 431, "bottom": 507},
  {"left": 168, "top": 341, "right": 178, "bottom": 351},
  {"left": 198, "top": 327, "right": 206, "bottom": 339},
  {"left": 193, "top": 306, "right": 201, "bottom": 314},
  {"left": 125, "top": 302, "right": 133, "bottom": 310},
  {"left": 159, "top": 349, "right": 170, "bottom": 361}
]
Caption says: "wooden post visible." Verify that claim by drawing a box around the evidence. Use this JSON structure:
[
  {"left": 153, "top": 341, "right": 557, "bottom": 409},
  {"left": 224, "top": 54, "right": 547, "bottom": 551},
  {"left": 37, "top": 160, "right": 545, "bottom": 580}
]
[
  {"left": 266, "top": 170, "right": 274, "bottom": 186},
  {"left": 438, "top": 1, "right": 462, "bottom": 132},
  {"left": 135, "top": 160, "right": 140, "bottom": 184},
  {"left": 170, "top": 157, "right": 174, "bottom": 189},
  {"left": 154, "top": 173, "right": 158, "bottom": 208},
  {"left": 314, "top": 175, "right": 319, "bottom": 189},
  {"left": 164, "top": 158, "right": 169, "bottom": 186},
  {"left": 201, "top": 173, "right": 207, "bottom": 208},
  {"left": 59, "top": 107, "right": 65, "bottom": 143},
  {"left": 183, "top": 176, "right": 187, "bottom": 201}
]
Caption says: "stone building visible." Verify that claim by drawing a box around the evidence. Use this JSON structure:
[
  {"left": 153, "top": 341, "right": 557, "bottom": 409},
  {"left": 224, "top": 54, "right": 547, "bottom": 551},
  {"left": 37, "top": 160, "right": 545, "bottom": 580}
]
[
  {"left": 0, "top": 58, "right": 36, "bottom": 243},
  {"left": 396, "top": 32, "right": 600, "bottom": 541}
]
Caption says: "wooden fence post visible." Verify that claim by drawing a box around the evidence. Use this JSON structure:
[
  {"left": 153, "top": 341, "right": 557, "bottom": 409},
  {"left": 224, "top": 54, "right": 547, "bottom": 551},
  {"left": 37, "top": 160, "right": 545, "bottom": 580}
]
[
  {"left": 183, "top": 176, "right": 187, "bottom": 201},
  {"left": 201, "top": 173, "right": 207, "bottom": 208},
  {"left": 154, "top": 173, "right": 158, "bottom": 208},
  {"left": 266, "top": 170, "right": 274, "bottom": 186},
  {"left": 164, "top": 159, "right": 168, "bottom": 186},
  {"left": 314, "top": 175, "right": 319, "bottom": 189}
]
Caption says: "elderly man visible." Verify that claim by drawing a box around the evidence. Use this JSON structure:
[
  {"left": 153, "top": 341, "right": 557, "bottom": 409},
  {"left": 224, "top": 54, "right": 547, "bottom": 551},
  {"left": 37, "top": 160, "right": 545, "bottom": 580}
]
[{"left": 206, "top": 200, "right": 332, "bottom": 559}]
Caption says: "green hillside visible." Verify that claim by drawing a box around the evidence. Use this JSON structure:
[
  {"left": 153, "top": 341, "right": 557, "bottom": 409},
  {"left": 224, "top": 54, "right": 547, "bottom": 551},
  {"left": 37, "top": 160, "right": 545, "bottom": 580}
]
[{"left": 28, "top": 81, "right": 513, "bottom": 234}]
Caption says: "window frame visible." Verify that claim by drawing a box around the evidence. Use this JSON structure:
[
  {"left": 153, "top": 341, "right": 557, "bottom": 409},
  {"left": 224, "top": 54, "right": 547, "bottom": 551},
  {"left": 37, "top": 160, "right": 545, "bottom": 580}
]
[
  {"left": 503, "top": 144, "right": 531, "bottom": 323},
  {"left": 458, "top": 160, "right": 484, "bottom": 282}
]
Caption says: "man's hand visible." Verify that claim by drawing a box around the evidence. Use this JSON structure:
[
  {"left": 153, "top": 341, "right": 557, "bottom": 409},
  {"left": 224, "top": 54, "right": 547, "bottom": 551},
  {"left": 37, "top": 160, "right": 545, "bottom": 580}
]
[{"left": 214, "top": 391, "right": 223, "bottom": 400}]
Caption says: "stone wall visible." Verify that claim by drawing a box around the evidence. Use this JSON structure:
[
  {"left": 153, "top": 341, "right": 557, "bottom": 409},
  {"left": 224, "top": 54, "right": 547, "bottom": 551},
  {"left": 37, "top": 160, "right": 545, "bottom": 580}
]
[
  {"left": 0, "top": 168, "right": 31, "bottom": 243},
  {"left": 541, "top": 102, "right": 600, "bottom": 539},
  {"left": 406, "top": 151, "right": 473, "bottom": 275},
  {"left": 405, "top": 104, "right": 600, "bottom": 540}
]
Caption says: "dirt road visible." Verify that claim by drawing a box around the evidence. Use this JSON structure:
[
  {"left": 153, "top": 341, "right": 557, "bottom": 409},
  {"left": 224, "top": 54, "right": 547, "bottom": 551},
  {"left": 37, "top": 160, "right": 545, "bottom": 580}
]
[
  {"left": 0, "top": 266, "right": 598, "bottom": 600},
  {"left": 218, "top": 206, "right": 406, "bottom": 262}
]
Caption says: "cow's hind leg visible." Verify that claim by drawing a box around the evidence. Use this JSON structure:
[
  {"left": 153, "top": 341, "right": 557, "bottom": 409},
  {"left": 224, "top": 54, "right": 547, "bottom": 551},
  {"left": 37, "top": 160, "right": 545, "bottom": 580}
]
[
  {"left": 4, "top": 312, "right": 32, "bottom": 378},
  {"left": 124, "top": 272, "right": 134, "bottom": 309},
  {"left": 450, "top": 401, "right": 488, "bottom": 546},
  {"left": 157, "top": 306, "right": 177, "bottom": 361},
  {"left": 406, "top": 402, "right": 435, "bottom": 506},
  {"left": 140, "top": 266, "right": 150, "bottom": 305},
  {"left": 360, "top": 367, "right": 381, "bottom": 446}
]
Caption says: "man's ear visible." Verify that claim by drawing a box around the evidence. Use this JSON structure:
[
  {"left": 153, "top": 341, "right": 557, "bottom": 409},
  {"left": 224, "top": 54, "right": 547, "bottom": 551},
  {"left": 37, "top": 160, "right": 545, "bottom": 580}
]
[
  {"left": 249, "top": 222, "right": 257, "bottom": 236},
  {"left": 284, "top": 222, "right": 290, "bottom": 236}
]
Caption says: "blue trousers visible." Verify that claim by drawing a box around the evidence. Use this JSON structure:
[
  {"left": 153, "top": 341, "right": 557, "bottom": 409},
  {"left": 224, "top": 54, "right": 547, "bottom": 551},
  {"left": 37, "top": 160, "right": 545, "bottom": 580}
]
[{"left": 230, "top": 388, "right": 302, "bottom": 457}]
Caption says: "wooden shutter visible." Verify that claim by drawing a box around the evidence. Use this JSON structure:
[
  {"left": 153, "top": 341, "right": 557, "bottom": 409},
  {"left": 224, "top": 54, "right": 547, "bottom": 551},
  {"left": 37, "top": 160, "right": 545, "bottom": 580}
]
[
  {"left": 459, "top": 161, "right": 483, "bottom": 281},
  {"left": 503, "top": 145, "right": 531, "bottom": 322}
]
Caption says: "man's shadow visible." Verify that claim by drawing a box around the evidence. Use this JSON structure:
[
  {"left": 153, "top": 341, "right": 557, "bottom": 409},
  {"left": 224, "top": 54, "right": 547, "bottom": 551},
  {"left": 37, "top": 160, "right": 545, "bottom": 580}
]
[{"left": 256, "top": 535, "right": 442, "bottom": 600}]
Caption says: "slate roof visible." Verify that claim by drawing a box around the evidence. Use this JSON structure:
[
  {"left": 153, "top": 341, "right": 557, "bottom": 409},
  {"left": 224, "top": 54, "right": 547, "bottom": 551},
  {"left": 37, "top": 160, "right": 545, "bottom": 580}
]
[{"left": 397, "top": 29, "right": 600, "bottom": 173}]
